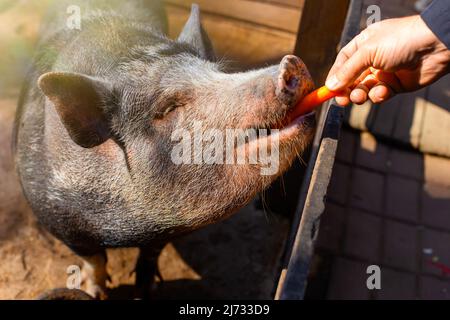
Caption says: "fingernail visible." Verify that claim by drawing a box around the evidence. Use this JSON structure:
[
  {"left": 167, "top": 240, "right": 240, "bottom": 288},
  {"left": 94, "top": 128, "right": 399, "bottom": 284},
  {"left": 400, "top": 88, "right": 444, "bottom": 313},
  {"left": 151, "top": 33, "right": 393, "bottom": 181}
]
[
  {"left": 374, "top": 86, "right": 384, "bottom": 98},
  {"left": 350, "top": 90, "right": 360, "bottom": 102},
  {"left": 325, "top": 75, "right": 340, "bottom": 90}
]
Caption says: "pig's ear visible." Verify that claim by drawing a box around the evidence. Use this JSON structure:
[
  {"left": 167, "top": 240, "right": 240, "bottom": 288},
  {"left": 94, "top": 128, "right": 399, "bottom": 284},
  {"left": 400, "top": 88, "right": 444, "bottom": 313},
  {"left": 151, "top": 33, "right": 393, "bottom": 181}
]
[
  {"left": 177, "top": 4, "right": 215, "bottom": 61},
  {"left": 38, "top": 72, "right": 111, "bottom": 148}
]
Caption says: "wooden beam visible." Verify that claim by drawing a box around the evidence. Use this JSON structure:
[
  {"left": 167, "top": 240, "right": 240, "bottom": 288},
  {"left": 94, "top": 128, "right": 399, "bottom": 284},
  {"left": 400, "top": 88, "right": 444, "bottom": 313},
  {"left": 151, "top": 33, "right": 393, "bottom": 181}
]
[
  {"left": 294, "top": 0, "right": 351, "bottom": 85},
  {"left": 165, "top": 0, "right": 303, "bottom": 33},
  {"left": 166, "top": 5, "right": 296, "bottom": 69},
  {"left": 260, "top": 0, "right": 350, "bottom": 242},
  {"left": 250, "top": 0, "right": 304, "bottom": 9},
  {"left": 275, "top": 0, "right": 362, "bottom": 300}
]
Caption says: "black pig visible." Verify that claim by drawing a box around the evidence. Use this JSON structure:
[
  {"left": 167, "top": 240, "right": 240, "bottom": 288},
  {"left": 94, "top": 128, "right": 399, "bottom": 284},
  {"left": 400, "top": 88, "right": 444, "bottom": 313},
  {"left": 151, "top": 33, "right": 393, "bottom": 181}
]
[{"left": 14, "top": 0, "right": 314, "bottom": 298}]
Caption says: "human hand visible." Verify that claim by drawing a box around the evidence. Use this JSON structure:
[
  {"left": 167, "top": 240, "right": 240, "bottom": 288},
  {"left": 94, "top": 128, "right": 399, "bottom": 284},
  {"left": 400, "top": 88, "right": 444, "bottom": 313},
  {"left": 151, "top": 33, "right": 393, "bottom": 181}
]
[{"left": 326, "top": 15, "right": 450, "bottom": 106}]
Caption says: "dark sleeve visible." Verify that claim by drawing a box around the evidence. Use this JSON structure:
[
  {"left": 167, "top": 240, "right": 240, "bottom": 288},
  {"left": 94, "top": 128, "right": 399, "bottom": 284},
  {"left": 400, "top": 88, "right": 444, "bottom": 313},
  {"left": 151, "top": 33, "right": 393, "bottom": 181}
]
[{"left": 421, "top": 0, "right": 450, "bottom": 49}]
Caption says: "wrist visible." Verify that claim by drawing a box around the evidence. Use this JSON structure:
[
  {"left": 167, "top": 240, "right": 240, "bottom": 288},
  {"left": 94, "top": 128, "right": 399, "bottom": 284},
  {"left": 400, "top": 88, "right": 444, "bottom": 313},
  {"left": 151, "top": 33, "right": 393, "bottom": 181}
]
[
  {"left": 414, "top": 16, "right": 439, "bottom": 50},
  {"left": 416, "top": 15, "right": 450, "bottom": 57}
]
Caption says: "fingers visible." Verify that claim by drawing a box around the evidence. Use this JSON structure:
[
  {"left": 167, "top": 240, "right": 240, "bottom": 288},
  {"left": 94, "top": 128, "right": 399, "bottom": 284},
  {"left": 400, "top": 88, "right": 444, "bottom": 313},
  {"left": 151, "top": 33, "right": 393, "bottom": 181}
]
[
  {"left": 326, "top": 48, "right": 371, "bottom": 91},
  {"left": 370, "top": 68, "right": 403, "bottom": 93},
  {"left": 350, "top": 73, "right": 379, "bottom": 104},
  {"left": 352, "top": 70, "right": 397, "bottom": 104},
  {"left": 326, "top": 33, "right": 371, "bottom": 91},
  {"left": 349, "top": 85, "right": 369, "bottom": 104},
  {"left": 368, "top": 84, "right": 394, "bottom": 103},
  {"left": 335, "top": 85, "right": 394, "bottom": 106},
  {"left": 333, "top": 71, "right": 395, "bottom": 106},
  {"left": 334, "top": 71, "right": 376, "bottom": 106},
  {"left": 327, "top": 33, "right": 365, "bottom": 81},
  {"left": 335, "top": 88, "right": 351, "bottom": 106},
  {"left": 326, "top": 28, "right": 401, "bottom": 106}
]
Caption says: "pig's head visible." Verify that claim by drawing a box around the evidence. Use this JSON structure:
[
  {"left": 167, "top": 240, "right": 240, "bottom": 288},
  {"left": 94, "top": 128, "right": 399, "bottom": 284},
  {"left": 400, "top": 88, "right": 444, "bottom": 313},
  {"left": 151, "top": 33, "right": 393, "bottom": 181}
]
[{"left": 38, "top": 5, "right": 315, "bottom": 232}]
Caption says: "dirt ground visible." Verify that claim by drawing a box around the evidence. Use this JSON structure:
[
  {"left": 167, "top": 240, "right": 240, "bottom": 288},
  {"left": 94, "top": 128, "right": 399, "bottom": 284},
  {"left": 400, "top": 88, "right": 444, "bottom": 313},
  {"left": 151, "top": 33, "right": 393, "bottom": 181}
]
[{"left": 0, "top": 1, "right": 290, "bottom": 300}]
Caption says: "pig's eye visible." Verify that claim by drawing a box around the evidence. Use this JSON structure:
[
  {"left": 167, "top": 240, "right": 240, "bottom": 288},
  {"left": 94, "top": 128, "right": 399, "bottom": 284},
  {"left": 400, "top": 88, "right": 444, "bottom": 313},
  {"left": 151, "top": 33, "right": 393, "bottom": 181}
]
[
  {"left": 154, "top": 104, "right": 179, "bottom": 120},
  {"left": 163, "top": 105, "right": 177, "bottom": 116}
]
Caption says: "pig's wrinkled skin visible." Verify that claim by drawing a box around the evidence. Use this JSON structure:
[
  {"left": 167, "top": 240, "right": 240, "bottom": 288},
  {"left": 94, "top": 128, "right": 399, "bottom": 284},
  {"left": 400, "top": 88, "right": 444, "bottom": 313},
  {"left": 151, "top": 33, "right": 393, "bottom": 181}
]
[{"left": 14, "top": 0, "right": 314, "bottom": 299}]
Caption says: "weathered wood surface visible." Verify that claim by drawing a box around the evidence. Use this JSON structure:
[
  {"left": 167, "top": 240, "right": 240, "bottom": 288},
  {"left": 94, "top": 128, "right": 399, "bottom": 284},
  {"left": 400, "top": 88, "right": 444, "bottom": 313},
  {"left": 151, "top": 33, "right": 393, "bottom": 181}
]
[
  {"left": 166, "top": 5, "right": 298, "bottom": 69},
  {"left": 165, "top": 0, "right": 305, "bottom": 70},
  {"left": 275, "top": 0, "right": 360, "bottom": 300},
  {"left": 293, "top": 0, "right": 352, "bottom": 85},
  {"left": 251, "top": 0, "right": 304, "bottom": 8},
  {"left": 166, "top": 0, "right": 304, "bottom": 33}
]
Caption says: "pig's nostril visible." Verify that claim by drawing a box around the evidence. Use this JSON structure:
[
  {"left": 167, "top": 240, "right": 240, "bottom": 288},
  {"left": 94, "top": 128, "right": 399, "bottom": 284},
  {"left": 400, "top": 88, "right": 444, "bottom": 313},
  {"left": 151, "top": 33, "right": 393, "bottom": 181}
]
[
  {"left": 286, "top": 76, "right": 299, "bottom": 91},
  {"left": 276, "top": 55, "right": 312, "bottom": 106}
]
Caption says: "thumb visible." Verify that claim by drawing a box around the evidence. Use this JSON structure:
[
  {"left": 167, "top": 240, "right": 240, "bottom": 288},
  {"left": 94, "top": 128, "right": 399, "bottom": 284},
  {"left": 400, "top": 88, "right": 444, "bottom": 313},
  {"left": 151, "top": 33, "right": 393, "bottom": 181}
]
[{"left": 326, "top": 48, "right": 371, "bottom": 91}]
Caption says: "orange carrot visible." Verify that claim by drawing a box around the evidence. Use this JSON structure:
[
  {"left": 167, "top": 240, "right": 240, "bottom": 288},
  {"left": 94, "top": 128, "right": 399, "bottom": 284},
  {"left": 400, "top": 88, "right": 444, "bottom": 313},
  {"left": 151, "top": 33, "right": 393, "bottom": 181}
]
[{"left": 290, "top": 86, "right": 342, "bottom": 119}]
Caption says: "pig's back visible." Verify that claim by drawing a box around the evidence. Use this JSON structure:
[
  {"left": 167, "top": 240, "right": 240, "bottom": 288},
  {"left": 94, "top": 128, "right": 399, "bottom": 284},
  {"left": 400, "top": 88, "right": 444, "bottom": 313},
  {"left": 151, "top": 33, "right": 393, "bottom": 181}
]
[{"left": 13, "top": 1, "right": 172, "bottom": 255}]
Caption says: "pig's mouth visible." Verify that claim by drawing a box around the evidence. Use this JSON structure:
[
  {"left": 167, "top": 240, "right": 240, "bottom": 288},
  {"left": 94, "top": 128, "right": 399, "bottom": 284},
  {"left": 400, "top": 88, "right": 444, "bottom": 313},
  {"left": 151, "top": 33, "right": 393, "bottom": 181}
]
[
  {"left": 238, "top": 55, "right": 315, "bottom": 157},
  {"left": 248, "top": 55, "right": 315, "bottom": 139},
  {"left": 244, "top": 110, "right": 315, "bottom": 145}
]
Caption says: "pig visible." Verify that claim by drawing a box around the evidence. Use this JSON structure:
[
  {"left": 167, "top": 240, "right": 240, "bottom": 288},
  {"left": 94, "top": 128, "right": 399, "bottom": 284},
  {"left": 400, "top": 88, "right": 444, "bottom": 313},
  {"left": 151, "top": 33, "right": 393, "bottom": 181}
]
[{"left": 13, "top": 0, "right": 315, "bottom": 299}]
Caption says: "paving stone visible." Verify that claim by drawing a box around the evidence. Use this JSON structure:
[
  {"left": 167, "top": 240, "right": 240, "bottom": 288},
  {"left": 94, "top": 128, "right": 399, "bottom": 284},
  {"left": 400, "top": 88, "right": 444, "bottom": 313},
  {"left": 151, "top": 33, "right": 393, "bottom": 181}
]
[
  {"left": 347, "top": 101, "right": 374, "bottom": 131},
  {"left": 327, "top": 258, "right": 371, "bottom": 300},
  {"left": 419, "top": 75, "right": 450, "bottom": 158},
  {"left": 422, "top": 184, "right": 450, "bottom": 231},
  {"left": 336, "top": 127, "right": 357, "bottom": 164},
  {"left": 349, "top": 168, "right": 384, "bottom": 214},
  {"left": 316, "top": 203, "right": 346, "bottom": 254},
  {"left": 375, "top": 268, "right": 416, "bottom": 300},
  {"left": 421, "top": 228, "right": 450, "bottom": 277},
  {"left": 392, "top": 89, "right": 427, "bottom": 149},
  {"left": 419, "top": 104, "right": 450, "bottom": 157},
  {"left": 386, "top": 175, "right": 420, "bottom": 222},
  {"left": 344, "top": 209, "right": 381, "bottom": 262},
  {"left": 427, "top": 74, "right": 450, "bottom": 107},
  {"left": 327, "top": 162, "right": 351, "bottom": 205},
  {"left": 383, "top": 220, "right": 418, "bottom": 272},
  {"left": 345, "top": 62, "right": 449, "bottom": 158},
  {"left": 326, "top": 0, "right": 449, "bottom": 301},
  {"left": 371, "top": 97, "right": 402, "bottom": 138},
  {"left": 420, "top": 276, "right": 450, "bottom": 300},
  {"left": 355, "top": 132, "right": 389, "bottom": 172},
  {"left": 388, "top": 148, "right": 423, "bottom": 180},
  {"left": 424, "top": 154, "right": 450, "bottom": 188}
]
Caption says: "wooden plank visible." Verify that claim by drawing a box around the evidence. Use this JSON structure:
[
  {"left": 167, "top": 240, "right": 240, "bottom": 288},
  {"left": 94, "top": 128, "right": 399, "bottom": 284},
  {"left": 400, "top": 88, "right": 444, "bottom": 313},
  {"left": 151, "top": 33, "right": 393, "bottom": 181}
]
[
  {"left": 275, "top": 0, "right": 361, "bottom": 300},
  {"left": 294, "top": 0, "right": 351, "bottom": 85},
  {"left": 249, "top": 0, "right": 304, "bottom": 8},
  {"left": 276, "top": 104, "right": 344, "bottom": 299},
  {"left": 166, "top": 5, "right": 296, "bottom": 69},
  {"left": 258, "top": 0, "right": 351, "bottom": 219},
  {"left": 165, "top": 0, "right": 302, "bottom": 33}
]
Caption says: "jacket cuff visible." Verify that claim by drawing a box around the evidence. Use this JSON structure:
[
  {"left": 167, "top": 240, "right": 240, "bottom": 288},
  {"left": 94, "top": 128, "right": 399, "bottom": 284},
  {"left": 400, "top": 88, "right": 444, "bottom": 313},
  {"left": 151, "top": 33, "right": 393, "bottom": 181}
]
[{"left": 421, "top": 0, "right": 450, "bottom": 49}]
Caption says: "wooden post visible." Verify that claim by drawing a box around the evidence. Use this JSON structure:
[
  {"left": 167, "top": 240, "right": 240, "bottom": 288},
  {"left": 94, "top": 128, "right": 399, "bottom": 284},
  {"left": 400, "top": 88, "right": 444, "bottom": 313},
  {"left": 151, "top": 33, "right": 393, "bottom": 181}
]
[
  {"left": 294, "top": 0, "right": 351, "bottom": 86},
  {"left": 275, "top": 0, "right": 362, "bottom": 300}
]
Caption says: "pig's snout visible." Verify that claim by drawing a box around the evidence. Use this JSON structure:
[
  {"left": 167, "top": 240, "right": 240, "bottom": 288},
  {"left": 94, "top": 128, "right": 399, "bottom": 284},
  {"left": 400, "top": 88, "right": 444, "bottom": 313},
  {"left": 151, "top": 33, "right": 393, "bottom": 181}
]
[{"left": 276, "top": 55, "right": 314, "bottom": 107}]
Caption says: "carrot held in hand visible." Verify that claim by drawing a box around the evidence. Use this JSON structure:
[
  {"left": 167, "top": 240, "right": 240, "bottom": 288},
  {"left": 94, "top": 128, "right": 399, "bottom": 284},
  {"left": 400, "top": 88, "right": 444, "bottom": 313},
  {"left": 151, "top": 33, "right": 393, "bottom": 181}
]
[{"left": 290, "top": 86, "right": 343, "bottom": 119}]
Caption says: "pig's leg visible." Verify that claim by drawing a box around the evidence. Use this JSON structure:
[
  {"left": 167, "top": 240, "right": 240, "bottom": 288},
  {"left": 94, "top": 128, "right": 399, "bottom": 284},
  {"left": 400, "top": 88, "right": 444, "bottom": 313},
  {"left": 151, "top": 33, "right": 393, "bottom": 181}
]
[
  {"left": 134, "top": 245, "right": 164, "bottom": 299},
  {"left": 81, "top": 251, "right": 109, "bottom": 300}
]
